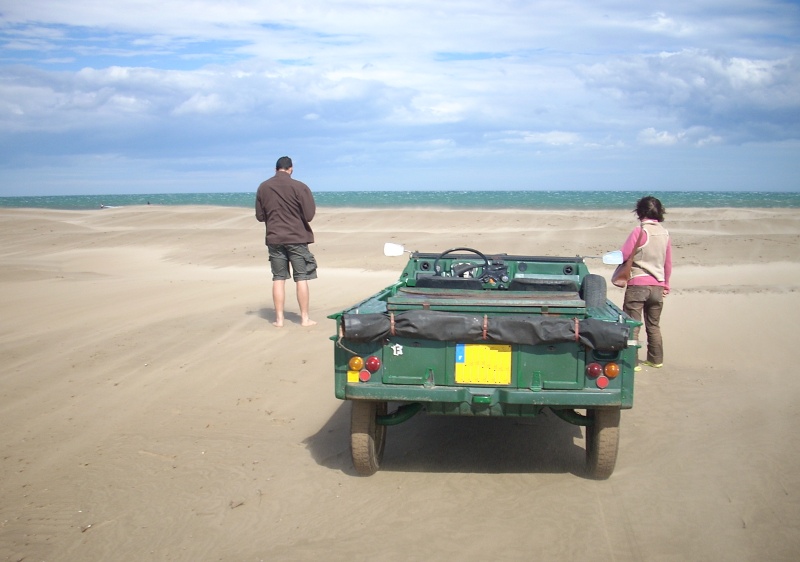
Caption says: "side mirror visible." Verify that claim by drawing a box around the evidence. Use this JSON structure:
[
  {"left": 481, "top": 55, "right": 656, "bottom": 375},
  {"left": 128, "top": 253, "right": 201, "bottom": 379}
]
[
  {"left": 602, "top": 250, "right": 623, "bottom": 265},
  {"left": 383, "top": 242, "right": 406, "bottom": 257}
]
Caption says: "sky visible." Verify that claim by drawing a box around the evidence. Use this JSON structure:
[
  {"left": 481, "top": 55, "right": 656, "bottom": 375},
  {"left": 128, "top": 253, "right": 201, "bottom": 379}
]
[{"left": 1, "top": 0, "right": 799, "bottom": 196}]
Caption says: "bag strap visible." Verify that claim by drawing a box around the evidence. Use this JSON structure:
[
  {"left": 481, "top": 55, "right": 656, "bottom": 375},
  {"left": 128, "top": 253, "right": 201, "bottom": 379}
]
[{"left": 629, "top": 222, "right": 646, "bottom": 257}]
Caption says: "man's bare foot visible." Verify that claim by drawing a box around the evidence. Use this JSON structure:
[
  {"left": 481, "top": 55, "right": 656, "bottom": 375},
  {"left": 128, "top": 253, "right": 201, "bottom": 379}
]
[
  {"left": 301, "top": 318, "right": 317, "bottom": 327},
  {"left": 273, "top": 318, "right": 284, "bottom": 327}
]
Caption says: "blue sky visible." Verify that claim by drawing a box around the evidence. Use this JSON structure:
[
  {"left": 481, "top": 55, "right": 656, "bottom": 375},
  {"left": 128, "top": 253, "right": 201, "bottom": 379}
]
[{"left": 1, "top": 0, "right": 799, "bottom": 195}]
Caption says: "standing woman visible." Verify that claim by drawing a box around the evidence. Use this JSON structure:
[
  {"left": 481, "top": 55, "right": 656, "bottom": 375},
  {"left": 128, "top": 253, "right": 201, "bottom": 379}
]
[{"left": 620, "top": 196, "right": 672, "bottom": 371}]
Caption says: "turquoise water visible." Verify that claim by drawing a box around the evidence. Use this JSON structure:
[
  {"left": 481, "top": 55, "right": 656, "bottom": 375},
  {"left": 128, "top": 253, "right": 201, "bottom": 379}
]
[{"left": 1, "top": 190, "right": 799, "bottom": 210}]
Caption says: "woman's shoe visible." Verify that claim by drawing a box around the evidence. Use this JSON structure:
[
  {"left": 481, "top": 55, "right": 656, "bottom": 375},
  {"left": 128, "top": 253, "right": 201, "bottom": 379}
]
[{"left": 642, "top": 360, "right": 663, "bottom": 368}]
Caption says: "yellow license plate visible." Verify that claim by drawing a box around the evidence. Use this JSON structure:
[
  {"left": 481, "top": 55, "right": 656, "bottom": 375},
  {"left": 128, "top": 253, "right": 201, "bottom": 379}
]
[{"left": 455, "top": 343, "right": 512, "bottom": 385}]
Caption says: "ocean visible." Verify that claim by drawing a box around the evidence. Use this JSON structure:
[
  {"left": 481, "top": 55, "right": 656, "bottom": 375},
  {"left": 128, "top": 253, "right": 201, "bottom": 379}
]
[{"left": 1, "top": 190, "right": 799, "bottom": 210}]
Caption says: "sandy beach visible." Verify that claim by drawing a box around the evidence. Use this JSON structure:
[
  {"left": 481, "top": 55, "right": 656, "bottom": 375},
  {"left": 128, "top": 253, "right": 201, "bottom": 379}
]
[{"left": 1, "top": 204, "right": 799, "bottom": 561}]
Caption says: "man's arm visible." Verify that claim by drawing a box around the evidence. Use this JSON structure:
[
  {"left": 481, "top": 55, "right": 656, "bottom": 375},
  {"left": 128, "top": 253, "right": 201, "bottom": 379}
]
[
  {"left": 255, "top": 188, "right": 265, "bottom": 222},
  {"left": 300, "top": 184, "right": 316, "bottom": 222}
]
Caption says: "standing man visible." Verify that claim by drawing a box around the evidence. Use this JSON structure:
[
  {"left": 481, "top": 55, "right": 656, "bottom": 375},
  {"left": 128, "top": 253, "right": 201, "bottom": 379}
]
[{"left": 255, "top": 156, "right": 318, "bottom": 327}]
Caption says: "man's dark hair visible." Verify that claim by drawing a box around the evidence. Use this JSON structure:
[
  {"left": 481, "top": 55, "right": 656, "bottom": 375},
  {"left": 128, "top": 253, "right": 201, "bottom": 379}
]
[
  {"left": 635, "top": 195, "right": 666, "bottom": 222},
  {"left": 276, "top": 156, "right": 293, "bottom": 171}
]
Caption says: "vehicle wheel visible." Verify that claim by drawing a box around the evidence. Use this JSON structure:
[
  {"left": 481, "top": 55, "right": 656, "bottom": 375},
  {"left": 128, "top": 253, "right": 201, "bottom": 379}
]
[
  {"left": 350, "top": 401, "right": 387, "bottom": 476},
  {"left": 581, "top": 274, "right": 607, "bottom": 308},
  {"left": 585, "top": 407, "right": 620, "bottom": 480}
]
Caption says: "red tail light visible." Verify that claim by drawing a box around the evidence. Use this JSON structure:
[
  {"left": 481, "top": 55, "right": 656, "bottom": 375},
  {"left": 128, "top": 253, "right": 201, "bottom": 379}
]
[
  {"left": 349, "top": 356, "right": 380, "bottom": 383},
  {"left": 586, "top": 363, "right": 603, "bottom": 378},
  {"left": 365, "top": 356, "right": 381, "bottom": 373},
  {"left": 587, "top": 362, "right": 613, "bottom": 389}
]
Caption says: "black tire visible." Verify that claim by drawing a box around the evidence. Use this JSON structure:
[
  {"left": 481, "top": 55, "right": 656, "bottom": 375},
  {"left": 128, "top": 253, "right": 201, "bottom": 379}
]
[
  {"left": 581, "top": 274, "right": 607, "bottom": 308},
  {"left": 350, "top": 401, "right": 387, "bottom": 476},
  {"left": 585, "top": 407, "right": 620, "bottom": 480}
]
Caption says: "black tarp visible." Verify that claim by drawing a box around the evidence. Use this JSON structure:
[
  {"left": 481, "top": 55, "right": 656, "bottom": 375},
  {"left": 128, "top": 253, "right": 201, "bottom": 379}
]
[{"left": 341, "top": 311, "right": 630, "bottom": 351}]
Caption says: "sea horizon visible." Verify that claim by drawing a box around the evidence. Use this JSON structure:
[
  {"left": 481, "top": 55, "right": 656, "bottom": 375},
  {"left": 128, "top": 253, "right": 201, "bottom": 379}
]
[{"left": 1, "top": 189, "right": 799, "bottom": 211}]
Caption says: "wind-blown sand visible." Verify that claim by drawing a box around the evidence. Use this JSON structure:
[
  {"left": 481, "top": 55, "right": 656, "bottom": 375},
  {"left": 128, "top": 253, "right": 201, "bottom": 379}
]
[{"left": 1, "top": 205, "right": 799, "bottom": 561}]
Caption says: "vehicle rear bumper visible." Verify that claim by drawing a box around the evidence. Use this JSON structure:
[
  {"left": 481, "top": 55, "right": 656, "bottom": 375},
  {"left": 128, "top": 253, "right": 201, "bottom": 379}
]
[{"left": 342, "top": 383, "right": 630, "bottom": 408}]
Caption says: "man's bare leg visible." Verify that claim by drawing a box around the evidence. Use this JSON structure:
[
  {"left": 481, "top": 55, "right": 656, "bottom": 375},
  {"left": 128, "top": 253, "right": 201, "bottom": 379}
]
[
  {"left": 296, "top": 280, "right": 317, "bottom": 326},
  {"left": 272, "top": 279, "right": 286, "bottom": 327}
]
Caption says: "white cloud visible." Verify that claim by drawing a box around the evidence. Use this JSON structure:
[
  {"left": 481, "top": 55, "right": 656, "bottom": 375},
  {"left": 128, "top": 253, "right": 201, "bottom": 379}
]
[
  {"left": 638, "top": 126, "right": 724, "bottom": 147},
  {"left": 496, "top": 131, "right": 583, "bottom": 146},
  {"left": 638, "top": 128, "right": 682, "bottom": 146},
  {"left": 580, "top": 48, "right": 800, "bottom": 141},
  {"left": 173, "top": 92, "right": 225, "bottom": 115}
]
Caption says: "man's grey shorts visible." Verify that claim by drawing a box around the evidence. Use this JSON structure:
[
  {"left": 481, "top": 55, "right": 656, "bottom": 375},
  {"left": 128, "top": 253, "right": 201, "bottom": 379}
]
[{"left": 268, "top": 244, "right": 318, "bottom": 281}]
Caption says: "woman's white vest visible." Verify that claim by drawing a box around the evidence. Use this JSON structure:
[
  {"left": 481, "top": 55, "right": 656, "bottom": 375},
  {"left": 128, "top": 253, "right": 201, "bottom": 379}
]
[{"left": 631, "top": 221, "right": 669, "bottom": 282}]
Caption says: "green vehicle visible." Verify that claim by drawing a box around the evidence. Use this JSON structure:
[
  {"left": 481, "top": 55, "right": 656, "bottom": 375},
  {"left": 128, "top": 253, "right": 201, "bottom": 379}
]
[{"left": 329, "top": 244, "right": 640, "bottom": 479}]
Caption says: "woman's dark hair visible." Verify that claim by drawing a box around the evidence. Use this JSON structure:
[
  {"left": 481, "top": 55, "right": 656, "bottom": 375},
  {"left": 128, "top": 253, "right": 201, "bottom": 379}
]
[{"left": 635, "top": 196, "right": 666, "bottom": 222}]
